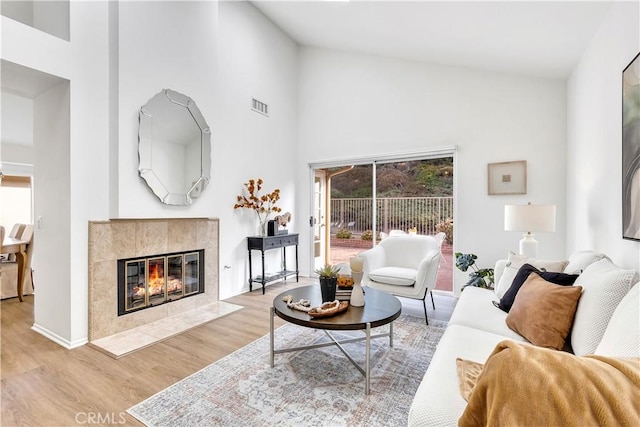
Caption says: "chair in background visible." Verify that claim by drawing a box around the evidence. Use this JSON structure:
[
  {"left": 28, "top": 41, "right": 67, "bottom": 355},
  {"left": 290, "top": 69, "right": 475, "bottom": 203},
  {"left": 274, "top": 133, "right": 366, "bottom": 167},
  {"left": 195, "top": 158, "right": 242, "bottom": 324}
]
[
  {"left": 0, "top": 223, "right": 35, "bottom": 299},
  {"left": 359, "top": 233, "right": 445, "bottom": 324},
  {"left": 20, "top": 225, "right": 35, "bottom": 291},
  {"left": 8, "top": 223, "right": 25, "bottom": 238},
  {"left": 4, "top": 223, "right": 25, "bottom": 261}
]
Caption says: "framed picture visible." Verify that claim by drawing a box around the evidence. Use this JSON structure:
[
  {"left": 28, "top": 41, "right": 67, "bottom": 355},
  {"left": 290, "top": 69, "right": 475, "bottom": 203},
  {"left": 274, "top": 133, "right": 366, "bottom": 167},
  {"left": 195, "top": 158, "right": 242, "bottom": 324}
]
[
  {"left": 622, "top": 52, "right": 640, "bottom": 241},
  {"left": 488, "top": 160, "right": 527, "bottom": 195}
]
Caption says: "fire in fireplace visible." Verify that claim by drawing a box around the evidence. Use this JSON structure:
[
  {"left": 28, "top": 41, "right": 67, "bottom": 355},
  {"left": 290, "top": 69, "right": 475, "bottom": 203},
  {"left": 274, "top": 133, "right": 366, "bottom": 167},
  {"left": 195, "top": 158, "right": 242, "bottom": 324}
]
[{"left": 117, "top": 249, "right": 204, "bottom": 316}]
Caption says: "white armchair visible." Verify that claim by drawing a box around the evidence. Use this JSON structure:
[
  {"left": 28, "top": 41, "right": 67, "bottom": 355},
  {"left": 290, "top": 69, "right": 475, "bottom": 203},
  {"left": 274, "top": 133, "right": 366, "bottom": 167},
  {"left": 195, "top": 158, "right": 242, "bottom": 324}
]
[{"left": 359, "top": 233, "right": 444, "bottom": 324}]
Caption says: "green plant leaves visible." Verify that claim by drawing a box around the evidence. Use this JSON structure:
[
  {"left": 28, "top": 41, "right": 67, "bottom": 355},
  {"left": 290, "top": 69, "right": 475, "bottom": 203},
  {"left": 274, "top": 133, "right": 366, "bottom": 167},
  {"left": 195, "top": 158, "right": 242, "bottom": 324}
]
[{"left": 454, "top": 252, "right": 477, "bottom": 272}]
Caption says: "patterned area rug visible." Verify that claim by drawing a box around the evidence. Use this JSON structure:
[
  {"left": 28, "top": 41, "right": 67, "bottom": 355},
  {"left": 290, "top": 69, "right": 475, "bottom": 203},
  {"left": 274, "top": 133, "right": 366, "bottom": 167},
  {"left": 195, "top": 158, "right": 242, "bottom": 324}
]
[{"left": 128, "top": 315, "right": 447, "bottom": 426}]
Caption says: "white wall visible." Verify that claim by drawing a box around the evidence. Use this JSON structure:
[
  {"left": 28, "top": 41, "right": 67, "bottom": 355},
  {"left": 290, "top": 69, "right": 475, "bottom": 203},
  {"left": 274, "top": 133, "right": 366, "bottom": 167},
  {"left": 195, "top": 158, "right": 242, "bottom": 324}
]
[
  {"left": 115, "top": 1, "right": 298, "bottom": 299},
  {"left": 32, "top": 80, "right": 71, "bottom": 343},
  {"left": 217, "top": 1, "right": 298, "bottom": 298},
  {"left": 67, "top": 0, "right": 111, "bottom": 345},
  {"left": 296, "top": 48, "right": 568, "bottom": 293},
  {"left": 0, "top": 91, "right": 34, "bottom": 165},
  {"left": 566, "top": 1, "right": 640, "bottom": 272},
  {"left": 1, "top": 0, "right": 69, "bottom": 41},
  {"left": 116, "top": 1, "right": 218, "bottom": 219}
]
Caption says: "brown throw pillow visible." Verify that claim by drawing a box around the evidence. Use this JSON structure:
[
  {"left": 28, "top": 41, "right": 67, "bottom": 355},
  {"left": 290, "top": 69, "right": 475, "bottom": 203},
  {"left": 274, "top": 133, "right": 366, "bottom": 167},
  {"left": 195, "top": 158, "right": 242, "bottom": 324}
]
[
  {"left": 506, "top": 273, "right": 582, "bottom": 350},
  {"left": 456, "top": 358, "right": 484, "bottom": 401}
]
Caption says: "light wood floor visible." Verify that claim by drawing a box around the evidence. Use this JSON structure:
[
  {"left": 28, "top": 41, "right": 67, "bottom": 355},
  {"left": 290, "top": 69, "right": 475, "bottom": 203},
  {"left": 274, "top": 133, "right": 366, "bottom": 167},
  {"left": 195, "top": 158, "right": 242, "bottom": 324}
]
[{"left": 1, "top": 278, "right": 456, "bottom": 426}]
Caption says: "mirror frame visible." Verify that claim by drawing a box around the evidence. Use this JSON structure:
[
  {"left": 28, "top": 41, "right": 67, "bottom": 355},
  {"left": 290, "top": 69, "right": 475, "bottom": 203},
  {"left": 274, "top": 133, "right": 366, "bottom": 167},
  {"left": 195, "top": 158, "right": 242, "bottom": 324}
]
[{"left": 138, "top": 89, "right": 211, "bottom": 205}]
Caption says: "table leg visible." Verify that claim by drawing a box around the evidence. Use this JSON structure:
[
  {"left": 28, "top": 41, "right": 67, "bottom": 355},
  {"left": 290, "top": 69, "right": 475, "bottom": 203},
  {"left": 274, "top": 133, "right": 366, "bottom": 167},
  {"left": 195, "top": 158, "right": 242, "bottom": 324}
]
[
  {"left": 270, "top": 306, "right": 275, "bottom": 367},
  {"left": 295, "top": 244, "right": 299, "bottom": 282},
  {"left": 15, "top": 247, "right": 26, "bottom": 303},
  {"left": 365, "top": 322, "right": 371, "bottom": 395},
  {"left": 390, "top": 322, "right": 394, "bottom": 348},
  {"left": 261, "top": 250, "right": 266, "bottom": 294},
  {"left": 248, "top": 249, "right": 253, "bottom": 292}
]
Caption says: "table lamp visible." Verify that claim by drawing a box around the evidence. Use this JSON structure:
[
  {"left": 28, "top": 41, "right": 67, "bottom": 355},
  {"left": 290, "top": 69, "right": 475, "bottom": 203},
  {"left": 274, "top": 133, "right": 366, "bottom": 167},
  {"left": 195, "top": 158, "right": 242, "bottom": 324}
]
[{"left": 504, "top": 203, "right": 556, "bottom": 258}]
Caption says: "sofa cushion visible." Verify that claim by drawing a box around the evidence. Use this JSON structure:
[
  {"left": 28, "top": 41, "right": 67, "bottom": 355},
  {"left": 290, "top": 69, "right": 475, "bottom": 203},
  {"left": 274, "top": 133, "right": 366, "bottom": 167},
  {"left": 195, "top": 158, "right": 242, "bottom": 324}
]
[
  {"left": 594, "top": 282, "right": 640, "bottom": 358},
  {"left": 368, "top": 266, "right": 415, "bottom": 286},
  {"left": 494, "top": 252, "right": 568, "bottom": 298},
  {"left": 498, "top": 264, "right": 579, "bottom": 312},
  {"left": 408, "top": 325, "right": 519, "bottom": 427},
  {"left": 505, "top": 274, "right": 582, "bottom": 350},
  {"left": 564, "top": 250, "right": 611, "bottom": 275},
  {"left": 448, "top": 286, "right": 528, "bottom": 342},
  {"left": 571, "top": 259, "right": 639, "bottom": 356}
]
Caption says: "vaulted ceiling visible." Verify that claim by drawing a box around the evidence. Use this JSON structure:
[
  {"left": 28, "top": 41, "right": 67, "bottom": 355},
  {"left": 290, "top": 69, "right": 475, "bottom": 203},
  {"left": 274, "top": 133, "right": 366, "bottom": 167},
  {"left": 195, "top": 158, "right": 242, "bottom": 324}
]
[{"left": 252, "top": 0, "right": 614, "bottom": 79}]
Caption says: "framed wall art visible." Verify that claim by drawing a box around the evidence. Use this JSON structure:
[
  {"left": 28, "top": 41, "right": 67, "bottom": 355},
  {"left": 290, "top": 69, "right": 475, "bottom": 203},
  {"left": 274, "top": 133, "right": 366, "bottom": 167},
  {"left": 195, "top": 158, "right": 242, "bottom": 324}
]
[
  {"left": 622, "top": 52, "right": 640, "bottom": 241},
  {"left": 488, "top": 160, "right": 527, "bottom": 195}
]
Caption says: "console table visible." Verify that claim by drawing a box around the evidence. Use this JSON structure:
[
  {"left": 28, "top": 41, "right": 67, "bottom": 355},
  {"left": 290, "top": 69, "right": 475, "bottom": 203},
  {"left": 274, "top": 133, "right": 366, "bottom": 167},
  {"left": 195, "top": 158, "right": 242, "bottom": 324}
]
[{"left": 247, "top": 234, "right": 299, "bottom": 294}]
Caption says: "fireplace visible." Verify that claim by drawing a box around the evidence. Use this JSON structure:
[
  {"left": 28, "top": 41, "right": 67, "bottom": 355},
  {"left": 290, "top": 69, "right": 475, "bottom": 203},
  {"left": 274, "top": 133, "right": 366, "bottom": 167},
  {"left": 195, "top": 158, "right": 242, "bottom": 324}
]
[{"left": 117, "top": 249, "right": 205, "bottom": 316}]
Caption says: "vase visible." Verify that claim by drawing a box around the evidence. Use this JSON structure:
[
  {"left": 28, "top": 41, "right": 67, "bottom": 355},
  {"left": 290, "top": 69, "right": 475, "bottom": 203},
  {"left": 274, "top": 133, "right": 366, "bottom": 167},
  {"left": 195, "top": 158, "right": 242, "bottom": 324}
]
[
  {"left": 319, "top": 277, "right": 337, "bottom": 302},
  {"left": 350, "top": 271, "right": 365, "bottom": 306},
  {"left": 257, "top": 215, "right": 268, "bottom": 236}
]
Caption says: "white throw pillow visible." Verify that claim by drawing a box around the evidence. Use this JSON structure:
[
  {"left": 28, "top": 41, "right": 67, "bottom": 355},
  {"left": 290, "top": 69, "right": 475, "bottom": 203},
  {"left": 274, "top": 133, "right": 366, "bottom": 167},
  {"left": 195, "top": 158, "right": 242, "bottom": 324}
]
[
  {"left": 564, "top": 251, "right": 610, "bottom": 275},
  {"left": 494, "top": 252, "right": 528, "bottom": 298},
  {"left": 571, "top": 259, "right": 639, "bottom": 356},
  {"left": 494, "top": 253, "right": 567, "bottom": 299},
  {"left": 594, "top": 283, "right": 640, "bottom": 357}
]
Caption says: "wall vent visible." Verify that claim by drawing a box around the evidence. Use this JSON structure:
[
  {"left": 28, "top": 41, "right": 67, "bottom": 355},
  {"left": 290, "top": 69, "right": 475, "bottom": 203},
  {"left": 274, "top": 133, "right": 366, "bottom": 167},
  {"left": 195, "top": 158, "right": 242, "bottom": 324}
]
[{"left": 251, "top": 98, "right": 269, "bottom": 116}]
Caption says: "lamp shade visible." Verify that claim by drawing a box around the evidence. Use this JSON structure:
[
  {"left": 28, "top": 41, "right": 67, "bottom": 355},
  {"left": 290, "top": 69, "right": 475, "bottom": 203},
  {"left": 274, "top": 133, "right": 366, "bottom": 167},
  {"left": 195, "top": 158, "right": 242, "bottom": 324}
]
[{"left": 504, "top": 204, "right": 556, "bottom": 233}]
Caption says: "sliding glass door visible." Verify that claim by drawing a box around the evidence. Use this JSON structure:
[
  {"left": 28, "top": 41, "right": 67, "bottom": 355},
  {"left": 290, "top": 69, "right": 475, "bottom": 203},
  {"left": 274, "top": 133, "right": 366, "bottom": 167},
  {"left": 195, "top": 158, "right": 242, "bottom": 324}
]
[{"left": 312, "top": 154, "right": 454, "bottom": 292}]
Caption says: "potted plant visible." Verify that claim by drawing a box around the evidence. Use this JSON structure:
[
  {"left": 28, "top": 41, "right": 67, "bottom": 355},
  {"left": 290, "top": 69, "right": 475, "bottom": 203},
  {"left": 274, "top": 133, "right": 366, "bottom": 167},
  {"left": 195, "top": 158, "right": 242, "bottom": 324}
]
[
  {"left": 455, "top": 252, "right": 494, "bottom": 289},
  {"left": 315, "top": 264, "right": 341, "bottom": 302}
]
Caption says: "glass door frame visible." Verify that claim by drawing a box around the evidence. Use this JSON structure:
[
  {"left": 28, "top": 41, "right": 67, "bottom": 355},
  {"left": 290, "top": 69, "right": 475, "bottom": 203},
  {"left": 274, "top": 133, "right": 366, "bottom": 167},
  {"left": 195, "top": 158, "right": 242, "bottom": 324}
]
[{"left": 309, "top": 146, "right": 456, "bottom": 279}]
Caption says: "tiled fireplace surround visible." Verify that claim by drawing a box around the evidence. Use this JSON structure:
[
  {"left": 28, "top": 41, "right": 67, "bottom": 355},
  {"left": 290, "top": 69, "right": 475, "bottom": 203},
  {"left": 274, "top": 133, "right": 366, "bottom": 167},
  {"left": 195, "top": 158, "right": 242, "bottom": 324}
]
[{"left": 88, "top": 218, "right": 219, "bottom": 343}]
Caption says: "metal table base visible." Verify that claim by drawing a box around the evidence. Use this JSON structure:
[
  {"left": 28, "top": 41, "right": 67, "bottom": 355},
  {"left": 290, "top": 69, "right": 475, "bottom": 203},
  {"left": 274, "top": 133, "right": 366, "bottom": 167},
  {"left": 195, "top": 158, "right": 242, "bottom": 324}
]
[{"left": 269, "top": 306, "right": 394, "bottom": 395}]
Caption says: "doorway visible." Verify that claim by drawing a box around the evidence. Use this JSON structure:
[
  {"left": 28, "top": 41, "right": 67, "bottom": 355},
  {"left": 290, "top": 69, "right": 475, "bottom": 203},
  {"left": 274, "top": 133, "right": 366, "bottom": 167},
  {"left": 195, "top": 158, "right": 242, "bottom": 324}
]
[{"left": 311, "top": 155, "right": 454, "bottom": 292}]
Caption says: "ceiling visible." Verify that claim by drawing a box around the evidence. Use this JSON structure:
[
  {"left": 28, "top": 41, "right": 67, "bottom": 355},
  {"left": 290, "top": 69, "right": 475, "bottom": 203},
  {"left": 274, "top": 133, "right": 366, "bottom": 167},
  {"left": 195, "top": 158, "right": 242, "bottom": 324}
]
[{"left": 252, "top": 0, "right": 615, "bottom": 79}]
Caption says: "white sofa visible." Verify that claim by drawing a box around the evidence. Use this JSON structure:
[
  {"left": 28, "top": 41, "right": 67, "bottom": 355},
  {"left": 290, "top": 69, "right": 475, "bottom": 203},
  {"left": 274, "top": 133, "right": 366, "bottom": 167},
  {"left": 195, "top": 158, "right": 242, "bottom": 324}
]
[{"left": 408, "top": 251, "right": 640, "bottom": 426}]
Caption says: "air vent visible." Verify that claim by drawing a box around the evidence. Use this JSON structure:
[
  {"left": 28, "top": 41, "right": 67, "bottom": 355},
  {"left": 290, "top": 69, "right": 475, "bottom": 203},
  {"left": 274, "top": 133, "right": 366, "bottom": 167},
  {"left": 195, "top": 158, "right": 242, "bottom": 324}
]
[{"left": 251, "top": 98, "right": 269, "bottom": 116}]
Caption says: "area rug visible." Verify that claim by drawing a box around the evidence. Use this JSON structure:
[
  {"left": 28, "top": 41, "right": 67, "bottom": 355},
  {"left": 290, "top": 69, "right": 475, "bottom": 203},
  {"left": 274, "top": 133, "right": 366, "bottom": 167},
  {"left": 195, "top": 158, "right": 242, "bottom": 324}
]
[{"left": 127, "top": 315, "right": 447, "bottom": 426}]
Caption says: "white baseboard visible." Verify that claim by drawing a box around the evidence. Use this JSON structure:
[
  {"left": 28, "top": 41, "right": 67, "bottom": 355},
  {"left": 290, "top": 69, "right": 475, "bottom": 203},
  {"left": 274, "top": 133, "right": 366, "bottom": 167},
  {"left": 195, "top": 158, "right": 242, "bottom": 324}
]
[{"left": 31, "top": 323, "right": 88, "bottom": 349}]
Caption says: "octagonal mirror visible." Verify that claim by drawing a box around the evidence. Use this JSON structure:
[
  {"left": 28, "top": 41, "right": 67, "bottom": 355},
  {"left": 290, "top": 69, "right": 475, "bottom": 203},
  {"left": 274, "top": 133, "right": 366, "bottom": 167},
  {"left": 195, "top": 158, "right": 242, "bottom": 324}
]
[{"left": 138, "top": 89, "right": 211, "bottom": 205}]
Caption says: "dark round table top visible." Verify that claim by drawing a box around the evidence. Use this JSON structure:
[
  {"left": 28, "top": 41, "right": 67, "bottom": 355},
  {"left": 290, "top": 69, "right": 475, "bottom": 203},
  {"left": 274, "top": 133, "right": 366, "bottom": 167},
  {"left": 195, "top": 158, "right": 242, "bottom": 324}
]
[{"left": 273, "top": 285, "right": 402, "bottom": 330}]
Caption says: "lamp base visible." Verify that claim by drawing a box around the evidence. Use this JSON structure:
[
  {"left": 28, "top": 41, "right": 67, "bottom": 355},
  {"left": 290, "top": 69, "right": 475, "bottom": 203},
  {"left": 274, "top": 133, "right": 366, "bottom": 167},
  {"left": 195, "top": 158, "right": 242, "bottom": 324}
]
[{"left": 519, "top": 233, "right": 538, "bottom": 258}]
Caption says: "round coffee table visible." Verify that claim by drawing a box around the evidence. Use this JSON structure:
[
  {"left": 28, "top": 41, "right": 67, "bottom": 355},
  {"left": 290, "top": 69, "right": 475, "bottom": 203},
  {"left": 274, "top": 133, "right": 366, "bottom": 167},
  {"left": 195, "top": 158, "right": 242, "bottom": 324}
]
[{"left": 270, "top": 285, "right": 402, "bottom": 394}]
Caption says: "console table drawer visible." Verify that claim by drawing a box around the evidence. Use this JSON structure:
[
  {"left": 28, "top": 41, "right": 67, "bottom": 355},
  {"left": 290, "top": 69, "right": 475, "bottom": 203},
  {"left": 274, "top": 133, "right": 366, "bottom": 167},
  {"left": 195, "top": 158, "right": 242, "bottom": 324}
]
[{"left": 248, "top": 234, "right": 298, "bottom": 251}]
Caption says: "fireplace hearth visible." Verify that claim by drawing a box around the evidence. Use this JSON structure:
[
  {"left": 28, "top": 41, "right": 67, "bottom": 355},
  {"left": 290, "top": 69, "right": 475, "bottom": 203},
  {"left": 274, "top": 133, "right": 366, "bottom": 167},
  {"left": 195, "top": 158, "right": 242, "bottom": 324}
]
[{"left": 117, "top": 249, "right": 204, "bottom": 316}]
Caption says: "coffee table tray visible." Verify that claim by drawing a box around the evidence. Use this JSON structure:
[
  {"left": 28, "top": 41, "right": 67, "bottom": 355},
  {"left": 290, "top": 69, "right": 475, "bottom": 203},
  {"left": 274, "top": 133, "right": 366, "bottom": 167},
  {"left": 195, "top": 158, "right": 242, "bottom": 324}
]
[{"left": 308, "top": 301, "right": 349, "bottom": 318}]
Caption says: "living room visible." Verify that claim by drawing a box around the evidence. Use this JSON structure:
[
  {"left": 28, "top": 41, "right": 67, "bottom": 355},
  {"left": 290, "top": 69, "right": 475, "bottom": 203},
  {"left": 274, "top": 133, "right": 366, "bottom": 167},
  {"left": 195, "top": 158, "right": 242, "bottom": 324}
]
[{"left": 1, "top": 0, "right": 639, "bottom": 425}]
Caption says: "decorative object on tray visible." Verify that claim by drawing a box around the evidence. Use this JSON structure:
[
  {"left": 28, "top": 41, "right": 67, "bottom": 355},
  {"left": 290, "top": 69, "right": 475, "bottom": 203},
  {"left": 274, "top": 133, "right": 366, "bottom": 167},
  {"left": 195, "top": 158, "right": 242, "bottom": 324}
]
[
  {"left": 337, "top": 275, "right": 354, "bottom": 288},
  {"left": 308, "top": 300, "right": 349, "bottom": 318},
  {"left": 349, "top": 256, "right": 365, "bottom": 307},
  {"left": 336, "top": 274, "right": 355, "bottom": 301},
  {"left": 233, "top": 178, "right": 282, "bottom": 236},
  {"left": 282, "top": 295, "right": 312, "bottom": 312},
  {"left": 268, "top": 211, "right": 292, "bottom": 236},
  {"left": 315, "top": 264, "right": 340, "bottom": 302}
]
